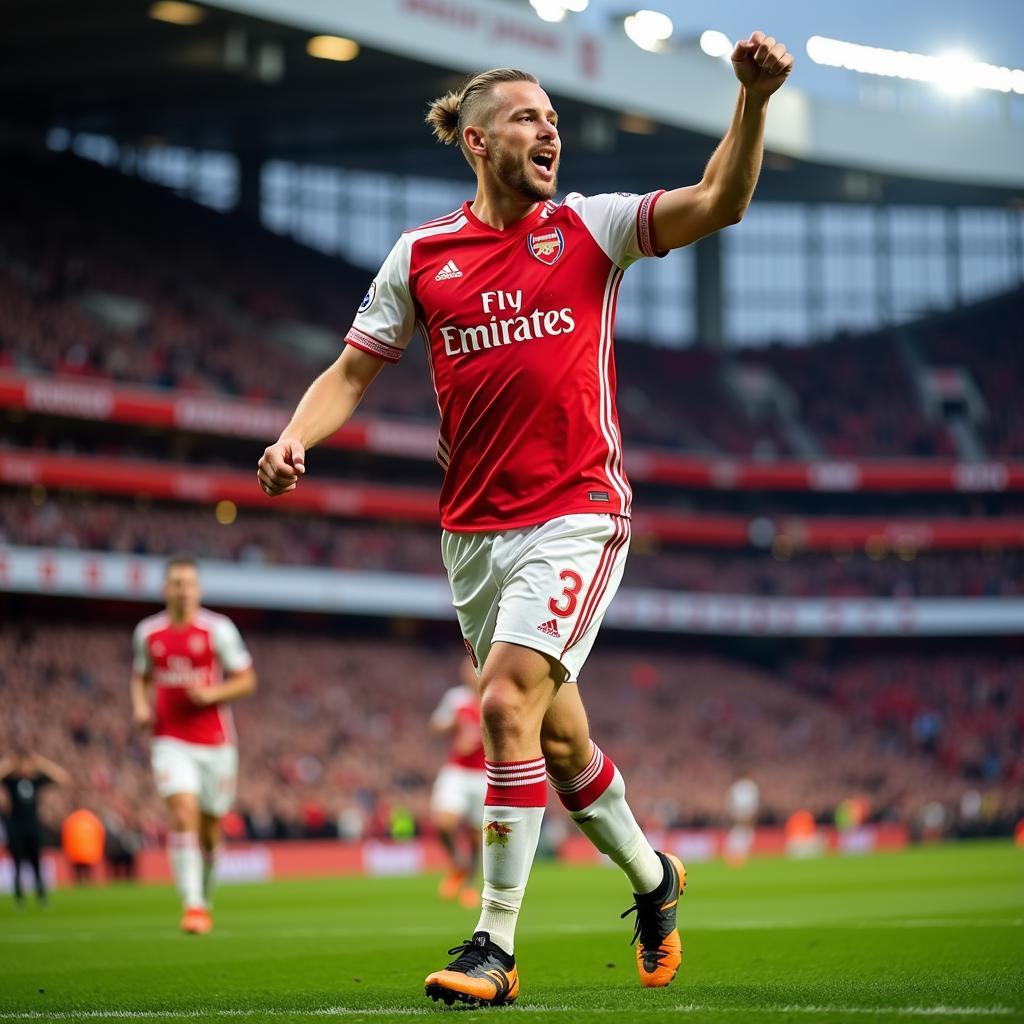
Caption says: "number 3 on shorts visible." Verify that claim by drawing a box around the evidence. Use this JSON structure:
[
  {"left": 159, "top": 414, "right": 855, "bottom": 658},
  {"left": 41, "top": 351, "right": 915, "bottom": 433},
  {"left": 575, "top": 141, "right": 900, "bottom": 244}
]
[{"left": 548, "top": 569, "right": 583, "bottom": 618}]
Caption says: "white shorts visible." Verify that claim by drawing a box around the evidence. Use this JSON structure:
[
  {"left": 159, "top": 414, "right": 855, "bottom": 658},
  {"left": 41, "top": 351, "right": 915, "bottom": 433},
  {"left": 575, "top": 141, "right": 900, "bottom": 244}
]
[
  {"left": 151, "top": 738, "right": 238, "bottom": 817},
  {"left": 442, "top": 514, "right": 631, "bottom": 683},
  {"left": 430, "top": 764, "right": 488, "bottom": 822}
]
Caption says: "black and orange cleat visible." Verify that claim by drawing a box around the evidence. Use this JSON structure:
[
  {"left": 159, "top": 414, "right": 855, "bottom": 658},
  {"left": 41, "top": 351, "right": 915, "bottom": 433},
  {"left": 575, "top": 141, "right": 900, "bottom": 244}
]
[
  {"left": 424, "top": 931, "right": 519, "bottom": 1007},
  {"left": 621, "top": 852, "right": 686, "bottom": 988}
]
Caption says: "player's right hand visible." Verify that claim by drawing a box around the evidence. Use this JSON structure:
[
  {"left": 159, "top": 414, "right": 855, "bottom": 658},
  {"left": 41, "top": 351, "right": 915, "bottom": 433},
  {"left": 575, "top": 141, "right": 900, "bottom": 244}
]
[
  {"left": 133, "top": 703, "right": 153, "bottom": 729},
  {"left": 258, "top": 437, "right": 306, "bottom": 496}
]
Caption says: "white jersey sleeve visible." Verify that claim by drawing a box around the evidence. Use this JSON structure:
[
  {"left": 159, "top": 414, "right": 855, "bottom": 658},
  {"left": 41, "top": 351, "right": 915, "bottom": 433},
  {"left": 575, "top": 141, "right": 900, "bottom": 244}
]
[
  {"left": 430, "top": 685, "right": 466, "bottom": 730},
  {"left": 344, "top": 235, "right": 416, "bottom": 363},
  {"left": 207, "top": 613, "right": 253, "bottom": 674},
  {"left": 131, "top": 622, "right": 152, "bottom": 676},
  {"left": 562, "top": 191, "right": 667, "bottom": 270}
]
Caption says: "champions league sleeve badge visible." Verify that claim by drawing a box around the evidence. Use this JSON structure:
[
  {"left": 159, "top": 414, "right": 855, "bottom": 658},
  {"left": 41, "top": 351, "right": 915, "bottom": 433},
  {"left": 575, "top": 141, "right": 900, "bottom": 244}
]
[
  {"left": 527, "top": 228, "right": 564, "bottom": 266},
  {"left": 358, "top": 281, "right": 376, "bottom": 314}
]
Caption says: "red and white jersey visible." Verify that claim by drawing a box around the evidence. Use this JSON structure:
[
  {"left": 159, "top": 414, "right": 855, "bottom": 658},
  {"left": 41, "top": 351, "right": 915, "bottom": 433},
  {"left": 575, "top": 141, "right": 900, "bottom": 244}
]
[
  {"left": 345, "top": 191, "right": 665, "bottom": 532},
  {"left": 132, "top": 609, "right": 252, "bottom": 746},
  {"left": 430, "top": 684, "right": 485, "bottom": 771}
]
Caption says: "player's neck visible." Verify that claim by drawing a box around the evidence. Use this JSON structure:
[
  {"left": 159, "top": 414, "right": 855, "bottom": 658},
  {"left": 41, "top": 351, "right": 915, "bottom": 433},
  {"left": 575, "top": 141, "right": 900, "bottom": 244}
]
[
  {"left": 469, "top": 181, "right": 539, "bottom": 230},
  {"left": 167, "top": 607, "right": 196, "bottom": 627}
]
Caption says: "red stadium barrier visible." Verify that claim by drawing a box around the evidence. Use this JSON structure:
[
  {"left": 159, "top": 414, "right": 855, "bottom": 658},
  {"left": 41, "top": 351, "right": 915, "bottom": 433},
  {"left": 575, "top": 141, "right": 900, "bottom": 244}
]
[
  {"left": 2, "top": 825, "right": 909, "bottom": 891},
  {"left": 4, "top": 370, "right": 1024, "bottom": 493},
  {"left": 4, "top": 448, "right": 1024, "bottom": 549}
]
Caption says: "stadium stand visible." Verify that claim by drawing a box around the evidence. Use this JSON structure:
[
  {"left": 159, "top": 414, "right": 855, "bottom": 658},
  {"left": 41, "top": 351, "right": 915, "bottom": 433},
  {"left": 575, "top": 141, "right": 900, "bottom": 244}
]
[
  {"left": 3, "top": 151, "right": 1022, "bottom": 458},
  {"left": 3, "top": 621, "right": 1018, "bottom": 852},
  {"left": 2, "top": 153, "right": 1023, "bottom": 866}
]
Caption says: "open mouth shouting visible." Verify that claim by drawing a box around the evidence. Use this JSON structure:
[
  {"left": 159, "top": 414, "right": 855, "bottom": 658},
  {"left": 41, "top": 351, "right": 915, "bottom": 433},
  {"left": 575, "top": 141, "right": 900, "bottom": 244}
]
[{"left": 530, "top": 147, "right": 558, "bottom": 181}]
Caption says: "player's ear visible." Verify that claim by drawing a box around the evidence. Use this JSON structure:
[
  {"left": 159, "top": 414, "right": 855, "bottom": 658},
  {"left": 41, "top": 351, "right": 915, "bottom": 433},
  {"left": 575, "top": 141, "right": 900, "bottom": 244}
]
[{"left": 464, "top": 125, "right": 487, "bottom": 159}]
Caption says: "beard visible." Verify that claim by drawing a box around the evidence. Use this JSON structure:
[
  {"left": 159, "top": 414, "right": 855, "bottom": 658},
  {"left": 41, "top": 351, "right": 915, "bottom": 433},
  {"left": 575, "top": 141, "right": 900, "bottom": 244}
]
[{"left": 492, "top": 141, "right": 557, "bottom": 202}]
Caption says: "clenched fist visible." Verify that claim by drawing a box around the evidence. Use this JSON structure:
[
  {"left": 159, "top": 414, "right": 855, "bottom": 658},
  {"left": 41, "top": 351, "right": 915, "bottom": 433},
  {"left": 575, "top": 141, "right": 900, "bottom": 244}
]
[
  {"left": 258, "top": 437, "right": 306, "bottom": 496},
  {"left": 732, "top": 31, "right": 794, "bottom": 97}
]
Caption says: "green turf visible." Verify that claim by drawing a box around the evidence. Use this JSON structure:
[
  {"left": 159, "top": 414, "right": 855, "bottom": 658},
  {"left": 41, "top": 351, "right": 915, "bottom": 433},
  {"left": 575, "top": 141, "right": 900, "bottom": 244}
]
[{"left": 0, "top": 840, "right": 1021, "bottom": 1023}]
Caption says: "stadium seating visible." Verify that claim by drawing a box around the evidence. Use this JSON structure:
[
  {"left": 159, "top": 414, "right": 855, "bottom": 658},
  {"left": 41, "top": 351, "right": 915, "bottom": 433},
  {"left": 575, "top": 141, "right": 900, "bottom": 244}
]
[
  {"left": 2, "top": 623, "right": 1018, "bottom": 851},
  {"left": 2, "top": 152, "right": 1022, "bottom": 457}
]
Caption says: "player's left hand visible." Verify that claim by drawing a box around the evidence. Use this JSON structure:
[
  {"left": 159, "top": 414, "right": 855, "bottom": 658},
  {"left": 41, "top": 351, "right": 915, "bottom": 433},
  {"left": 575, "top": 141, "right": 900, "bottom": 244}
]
[
  {"left": 186, "top": 686, "right": 219, "bottom": 707},
  {"left": 732, "top": 31, "right": 793, "bottom": 98}
]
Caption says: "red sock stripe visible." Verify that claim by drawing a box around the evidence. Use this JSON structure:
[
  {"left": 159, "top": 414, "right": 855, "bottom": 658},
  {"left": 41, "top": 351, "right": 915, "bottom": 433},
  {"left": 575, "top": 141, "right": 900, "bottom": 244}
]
[
  {"left": 485, "top": 758, "right": 548, "bottom": 807},
  {"left": 548, "top": 743, "right": 601, "bottom": 793},
  {"left": 562, "top": 518, "right": 630, "bottom": 657},
  {"left": 553, "top": 747, "right": 617, "bottom": 813}
]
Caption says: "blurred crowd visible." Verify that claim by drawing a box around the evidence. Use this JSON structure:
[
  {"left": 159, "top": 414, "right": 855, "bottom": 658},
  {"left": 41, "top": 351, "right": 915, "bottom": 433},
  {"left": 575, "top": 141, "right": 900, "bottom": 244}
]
[
  {"left": 1, "top": 623, "right": 1020, "bottom": 859},
  {"left": 1, "top": 153, "right": 1022, "bottom": 458},
  {"left": 788, "top": 652, "right": 1024, "bottom": 791},
  {"left": 3, "top": 491, "right": 1023, "bottom": 599}
]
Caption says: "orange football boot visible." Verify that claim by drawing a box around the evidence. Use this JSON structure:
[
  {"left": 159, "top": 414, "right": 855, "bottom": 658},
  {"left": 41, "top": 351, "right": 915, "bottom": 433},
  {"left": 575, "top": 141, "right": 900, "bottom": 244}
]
[
  {"left": 622, "top": 852, "right": 687, "bottom": 987},
  {"left": 180, "top": 906, "right": 213, "bottom": 935},
  {"left": 437, "top": 869, "right": 468, "bottom": 901},
  {"left": 425, "top": 931, "right": 519, "bottom": 1006}
]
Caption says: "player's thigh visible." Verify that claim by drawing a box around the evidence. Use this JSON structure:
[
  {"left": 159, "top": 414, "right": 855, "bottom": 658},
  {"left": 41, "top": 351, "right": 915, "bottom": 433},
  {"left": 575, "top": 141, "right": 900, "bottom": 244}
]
[
  {"left": 196, "top": 744, "right": 238, "bottom": 817},
  {"left": 493, "top": 514, "right": 631, "bottom": 683},
  {"left": 151, "top": 738, "right": 202, "bottom": 803},
  {"left": 8, "top": 828, "right": 30, "bottom": 864},
  {"left": 441, "top": 529, "right": 500, "bottom": 672}
]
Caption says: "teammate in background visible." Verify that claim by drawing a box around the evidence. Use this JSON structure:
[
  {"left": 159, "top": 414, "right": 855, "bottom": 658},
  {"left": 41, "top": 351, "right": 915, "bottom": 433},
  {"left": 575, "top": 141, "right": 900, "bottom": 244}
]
[
  {"left": 430, "top": 657, "right": 486, "bottom": 909},
  {"left": 259, "top": 32, "right": 791, "bottom": 1005},
  {"left": 0, "top": 747, "right": 71, "bottom": 908},
  {"left": 130, "top": 555, "right": 256, "bottom": 934},
  {"left": 724, "top": 774, "right": 760, "bottom": 868}
]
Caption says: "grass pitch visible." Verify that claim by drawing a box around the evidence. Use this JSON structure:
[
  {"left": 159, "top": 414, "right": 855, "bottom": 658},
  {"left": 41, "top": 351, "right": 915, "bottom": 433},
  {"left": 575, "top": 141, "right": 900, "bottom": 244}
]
[{"left": 0, "top": 840, "right": 1021, "bottom": 1023}]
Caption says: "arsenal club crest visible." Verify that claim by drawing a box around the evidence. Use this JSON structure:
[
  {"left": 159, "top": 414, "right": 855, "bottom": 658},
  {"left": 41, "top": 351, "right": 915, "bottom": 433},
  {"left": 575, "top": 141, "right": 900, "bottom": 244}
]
[{"left": 527, "top": 228, "right": 564, "bottom": 266}]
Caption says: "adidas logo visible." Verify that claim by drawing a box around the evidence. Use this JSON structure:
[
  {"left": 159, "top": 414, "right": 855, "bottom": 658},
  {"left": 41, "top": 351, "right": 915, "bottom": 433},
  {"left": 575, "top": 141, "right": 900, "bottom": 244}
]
[
  {"left": 435, "top": 259, "right": 463, "bottom": 281},
  {"left": 537, "top": 619, "right": 560, "bottom": 638}
]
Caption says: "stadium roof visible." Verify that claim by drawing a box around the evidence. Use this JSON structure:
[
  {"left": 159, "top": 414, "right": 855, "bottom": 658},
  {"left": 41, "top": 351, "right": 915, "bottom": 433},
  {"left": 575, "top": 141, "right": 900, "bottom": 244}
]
[{"left": 4, "top": 0, "right": 1023, "bottom": 207}]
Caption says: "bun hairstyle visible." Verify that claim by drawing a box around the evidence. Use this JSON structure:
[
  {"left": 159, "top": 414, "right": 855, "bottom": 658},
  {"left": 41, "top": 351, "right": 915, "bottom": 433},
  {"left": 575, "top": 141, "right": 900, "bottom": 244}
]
[{"left": 426, "top": 68, "right": 538, "bottom": 165}]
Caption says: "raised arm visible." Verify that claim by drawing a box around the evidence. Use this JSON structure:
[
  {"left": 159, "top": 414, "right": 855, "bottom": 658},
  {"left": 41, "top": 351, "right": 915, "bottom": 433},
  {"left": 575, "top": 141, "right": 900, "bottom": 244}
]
[
  {"left": 652, "top": 31, "right": 793, "bottom": 251},
  {"left": 258, "top": 344, "right": 386, "bottom": 497},
  {"left": 32, "top": 754, "right": 72, "bottom": 787}
]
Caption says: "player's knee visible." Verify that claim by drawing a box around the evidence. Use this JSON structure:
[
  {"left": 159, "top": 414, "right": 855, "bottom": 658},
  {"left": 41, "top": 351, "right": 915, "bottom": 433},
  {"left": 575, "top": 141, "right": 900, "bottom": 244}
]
[{"left": 479, "top": 678, "right": 533, "bottom": 744}]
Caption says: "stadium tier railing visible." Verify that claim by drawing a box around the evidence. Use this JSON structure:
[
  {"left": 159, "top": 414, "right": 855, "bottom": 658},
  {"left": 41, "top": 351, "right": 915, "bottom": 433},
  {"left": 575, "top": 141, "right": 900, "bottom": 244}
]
[
  {"left": 3, "top": 370, "right": 1023, "bottom": 494},
  {"left": 3, "top": 545, "right": 1024, "bottom": 635},
  {"left": 3, "top": 448, "right": 1024, "bottom": 551}
]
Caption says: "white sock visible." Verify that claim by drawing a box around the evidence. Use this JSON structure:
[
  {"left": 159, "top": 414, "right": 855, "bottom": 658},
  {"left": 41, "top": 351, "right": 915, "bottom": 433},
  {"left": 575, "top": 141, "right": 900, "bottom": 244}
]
[
  {"left": 202, "top": 847, "right": 219, "bottom": 907},
  {"left": 475, "top": 757, "right": 548, "bottom": 955},
  {"left": 168, "top": 831, "right": 204, "bottom": 910},
  {"left": 550, "top": 744, "right": 664, "bottom": 895}
]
